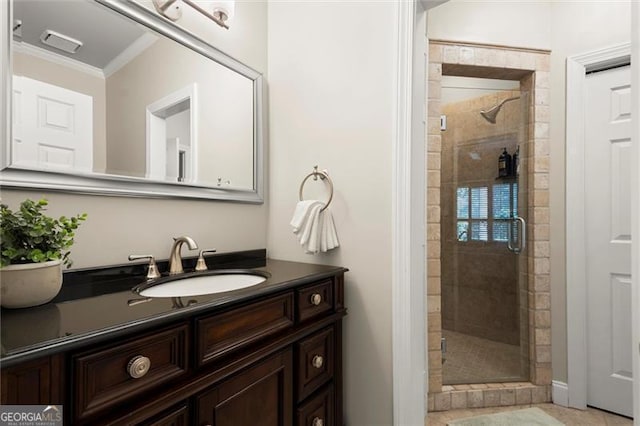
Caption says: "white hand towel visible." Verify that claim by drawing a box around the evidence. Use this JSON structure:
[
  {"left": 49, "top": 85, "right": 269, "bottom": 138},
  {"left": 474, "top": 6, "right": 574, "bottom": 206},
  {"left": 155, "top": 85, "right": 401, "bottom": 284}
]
[
  {"left": 290, "top": 200, "right": 322, "bottom": 234},
  {"left": 291, "top": 200, "right": 339, "bottom": 254},
  {"left": 324, "top": 209, "right": 339, "bottom": 250},
  {"left": 320, "top": 209, "right": 329, "bottom": 253},
  {"left": 299, "top": 202, "right": 323, "bottom": 246},
  {"left": 317, "top": 207, "right": 339, "bottom": 252},
  {"left": 305, "top": 205, "right": 324, "bottom": 254}
]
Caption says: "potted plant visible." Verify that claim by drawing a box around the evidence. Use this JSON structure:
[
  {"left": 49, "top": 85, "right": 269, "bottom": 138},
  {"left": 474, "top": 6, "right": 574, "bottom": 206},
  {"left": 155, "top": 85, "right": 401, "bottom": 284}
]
[{"left": 0, "top": 198, "right": 87, "bottom": 309}]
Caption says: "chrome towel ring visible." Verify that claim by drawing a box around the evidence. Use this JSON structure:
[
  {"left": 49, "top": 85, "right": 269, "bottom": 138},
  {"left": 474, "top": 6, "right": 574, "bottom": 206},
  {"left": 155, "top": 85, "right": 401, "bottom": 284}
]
[{"left": 299, "top": 166, "right": 334, "bottom": 212}]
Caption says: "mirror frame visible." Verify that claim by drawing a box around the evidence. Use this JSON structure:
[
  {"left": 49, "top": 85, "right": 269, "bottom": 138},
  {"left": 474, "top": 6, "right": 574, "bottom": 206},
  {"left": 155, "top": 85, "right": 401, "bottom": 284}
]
[{"left": 0, "top": 0, "right": 265, "bottom": 203}]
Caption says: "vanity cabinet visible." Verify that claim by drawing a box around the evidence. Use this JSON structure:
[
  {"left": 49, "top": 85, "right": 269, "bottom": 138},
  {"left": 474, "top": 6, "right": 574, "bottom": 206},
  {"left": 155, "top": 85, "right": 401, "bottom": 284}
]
[{"left": 0, "top": 272, "right": 346, "bottom": 426}]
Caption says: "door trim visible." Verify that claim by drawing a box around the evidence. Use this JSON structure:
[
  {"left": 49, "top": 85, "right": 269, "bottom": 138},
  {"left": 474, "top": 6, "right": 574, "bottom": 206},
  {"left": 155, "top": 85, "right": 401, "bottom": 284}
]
[
  {"left": 392, "top": 0, "right": 425, "bottom": 424},
  {"left": 631, "top": 4, "right": 640, "bottom": 422},
  {"left": 392, "top": 0, "right": 451, "bottom": 423},
  {"left": 565, "top": 42, "right": 631, "bottom": 410}
]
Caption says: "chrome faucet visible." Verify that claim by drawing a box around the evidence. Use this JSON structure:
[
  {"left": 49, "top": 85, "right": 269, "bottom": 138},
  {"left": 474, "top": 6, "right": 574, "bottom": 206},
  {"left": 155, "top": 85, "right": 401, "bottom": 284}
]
[{"left": 168, "top": 236, "right": 198, "bottom": 275}]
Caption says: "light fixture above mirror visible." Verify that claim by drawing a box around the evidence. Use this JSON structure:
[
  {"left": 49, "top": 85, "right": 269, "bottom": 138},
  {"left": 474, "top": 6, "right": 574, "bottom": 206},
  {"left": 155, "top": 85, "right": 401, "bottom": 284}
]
[{"left": 152, "top": 0, "right": 234, "bottom": 29}]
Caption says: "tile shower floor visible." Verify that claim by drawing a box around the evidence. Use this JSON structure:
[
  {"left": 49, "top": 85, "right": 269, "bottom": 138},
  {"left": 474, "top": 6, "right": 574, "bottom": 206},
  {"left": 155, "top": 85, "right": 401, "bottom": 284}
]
[{"left": 443, "top": 329, "right": 522, "bottom": 384}]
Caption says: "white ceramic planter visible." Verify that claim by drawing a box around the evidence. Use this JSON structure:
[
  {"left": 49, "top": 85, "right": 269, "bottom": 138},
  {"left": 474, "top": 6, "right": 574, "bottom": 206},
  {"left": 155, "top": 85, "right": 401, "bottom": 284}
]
[{"left": 0, "top": 260, "right": 63, "bottom": 309}]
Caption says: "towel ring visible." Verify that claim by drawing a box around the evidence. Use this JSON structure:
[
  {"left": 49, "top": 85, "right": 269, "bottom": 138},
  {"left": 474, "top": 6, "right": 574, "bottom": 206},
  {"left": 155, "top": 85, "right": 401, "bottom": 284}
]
[{"left": 299, "top": 166, "right": 334, "bottom": 212}]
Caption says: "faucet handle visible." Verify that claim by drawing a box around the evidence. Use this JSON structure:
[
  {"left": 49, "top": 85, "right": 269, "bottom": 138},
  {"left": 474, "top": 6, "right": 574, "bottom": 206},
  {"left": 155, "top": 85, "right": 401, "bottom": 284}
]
[
  {"left": 129, "top": 255, "right": 161, "bottom": 280},
  {"left": 195, "top": 249, "right": 217, "bottom": 271}
]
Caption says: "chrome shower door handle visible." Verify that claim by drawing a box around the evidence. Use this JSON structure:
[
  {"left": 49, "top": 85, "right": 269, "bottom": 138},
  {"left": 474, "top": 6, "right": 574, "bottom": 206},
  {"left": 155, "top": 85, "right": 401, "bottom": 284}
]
[
  {"left": 507, "top": 216, "right": 526, "bottom": 254},
  {"left": 516, "top": 216, "right": 526, "bottom": 253}
]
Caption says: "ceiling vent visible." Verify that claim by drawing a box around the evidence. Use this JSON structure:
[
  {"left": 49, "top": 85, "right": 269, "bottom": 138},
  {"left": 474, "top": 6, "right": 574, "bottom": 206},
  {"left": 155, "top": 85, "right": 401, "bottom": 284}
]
[{"left": 40, "top": 30, "right": 83, "bottom": 54}]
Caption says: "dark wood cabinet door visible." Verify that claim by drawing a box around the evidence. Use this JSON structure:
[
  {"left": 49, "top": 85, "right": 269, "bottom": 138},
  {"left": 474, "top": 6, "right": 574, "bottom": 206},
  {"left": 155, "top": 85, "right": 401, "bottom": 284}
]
[
  {"left": 196, "top": 349, "right": 293, "bottom": 426},
  {"left": 0, "top": 355, "right": 64, "bottom": 405},
  {"left": 139, "top": 403, "right": 189, "bottom": 426}
]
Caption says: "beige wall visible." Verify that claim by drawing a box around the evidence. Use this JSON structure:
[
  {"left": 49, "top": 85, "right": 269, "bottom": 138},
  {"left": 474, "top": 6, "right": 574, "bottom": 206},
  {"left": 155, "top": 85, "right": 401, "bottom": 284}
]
[
  {"left": 547, "top": 1, "right": 631, "bottom": 383},
  {"left": 266, "top": 2, "right": 395, "bottom": 424},
  {"left": 428, "top": 0, "right": 631, "bottom": 384},
  {"left": 12, "top": 51, "right": 107, "bottom": 173},
  {"left": 106, "top": 37, "right": 253, "bottom": 187},
  {"left": 427, "top": 1, "right": 551, "bottom": 50},
  {"left": 2, "top": 0, "right": 268, "bottom": 269}
]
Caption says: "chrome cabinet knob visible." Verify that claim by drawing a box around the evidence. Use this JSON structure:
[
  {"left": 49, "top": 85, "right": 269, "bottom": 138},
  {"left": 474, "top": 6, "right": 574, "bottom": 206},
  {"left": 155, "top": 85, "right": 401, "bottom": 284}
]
[
  {"left": 312, "top": 355, "right": 324, "bottom": 369},
  {"left": 127, "top": 355, "right": 151, "bottom": 379},
  {"left": 310, "top": 293, "right": 322, "bottom": 306},
  {"left": 312, "top": 417, "right": 324, "bottom": 426}
]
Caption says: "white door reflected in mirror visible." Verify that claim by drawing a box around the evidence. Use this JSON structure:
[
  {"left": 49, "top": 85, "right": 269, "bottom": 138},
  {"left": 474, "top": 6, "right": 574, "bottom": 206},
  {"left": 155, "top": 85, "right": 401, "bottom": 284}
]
[
  {"left": 12, "top": 76, "right": 93, "bottom": 172},
  {"left": 146, "top": 84, "right": 196, "bottom": 183}
]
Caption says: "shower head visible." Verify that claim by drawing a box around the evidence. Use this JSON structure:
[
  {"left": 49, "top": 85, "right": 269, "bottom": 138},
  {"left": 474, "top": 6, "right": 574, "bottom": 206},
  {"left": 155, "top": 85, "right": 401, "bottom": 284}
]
[
  {"left": 480, "top": 96, "right": 520, "bottom": 124},
  {"left": 480, "top": 105, "right": 501, "bottom": 124}
]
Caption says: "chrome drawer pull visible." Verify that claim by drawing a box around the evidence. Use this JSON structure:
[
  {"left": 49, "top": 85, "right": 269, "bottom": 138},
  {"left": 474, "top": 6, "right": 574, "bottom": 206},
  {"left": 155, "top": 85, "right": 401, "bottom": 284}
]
[
  {"left": 310, "top": 293, "right": 322, "bottom": 306},
  {"left": 127, "top": 355, "right": 151, "bottom": 379},
  {"left": 312, "top": 355, "right": 324, "bottom": 369},
  {"left": 312, "top": 417, "right": 324, "bottom": 426}
]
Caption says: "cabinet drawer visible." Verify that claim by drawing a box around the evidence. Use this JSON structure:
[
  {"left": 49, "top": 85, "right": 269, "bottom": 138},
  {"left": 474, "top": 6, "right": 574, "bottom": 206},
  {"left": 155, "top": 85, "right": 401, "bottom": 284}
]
[
  {"left": 73, "top": 323, "right": 189, "bottom": 421},
  {"left": 197, "top": 292, "right": 294, "bottom": 366},
  {"left": 297, "top": 384, "right": 334, "bottom": 426},
  {"left": 296, "top": 327, "right": 334, "bottom": 402},
  {"left": 297, "top": 280, "right": 334, "bottom": 323}
]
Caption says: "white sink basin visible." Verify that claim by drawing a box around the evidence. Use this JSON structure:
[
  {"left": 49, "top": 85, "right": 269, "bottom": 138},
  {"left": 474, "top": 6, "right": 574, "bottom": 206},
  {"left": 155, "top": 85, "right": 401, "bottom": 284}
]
[{"left": 137, "top": 270, "right": 268, "bottom": 297}]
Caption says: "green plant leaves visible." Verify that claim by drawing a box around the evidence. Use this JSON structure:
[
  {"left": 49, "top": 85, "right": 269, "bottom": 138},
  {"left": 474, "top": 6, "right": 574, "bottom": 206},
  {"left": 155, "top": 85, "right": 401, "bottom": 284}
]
[{"left": 0, "top": 198, "right": 87, "bottom": 268}]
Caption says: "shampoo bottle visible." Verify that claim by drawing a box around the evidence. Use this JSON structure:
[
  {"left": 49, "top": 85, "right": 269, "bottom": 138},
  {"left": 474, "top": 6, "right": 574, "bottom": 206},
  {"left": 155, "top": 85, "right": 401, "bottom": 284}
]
[
  {"left": 498, "top": 148, "right": 511, "bottom": 178},
  {"left": 513, "top": 146, "right": 520, "bottom": 177}
]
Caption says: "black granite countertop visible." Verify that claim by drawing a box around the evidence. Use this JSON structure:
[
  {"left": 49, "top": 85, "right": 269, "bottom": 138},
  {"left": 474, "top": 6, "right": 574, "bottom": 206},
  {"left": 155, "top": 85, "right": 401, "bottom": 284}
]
[{"left": 0, "top": 250, "right": 347, "bottom": 367}]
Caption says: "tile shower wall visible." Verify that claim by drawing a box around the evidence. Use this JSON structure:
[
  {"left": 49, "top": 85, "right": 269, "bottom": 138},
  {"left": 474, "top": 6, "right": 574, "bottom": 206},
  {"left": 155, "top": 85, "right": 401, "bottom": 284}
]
[
  {"left": 426, "top": 40, "right": 552, "bottom": 411},
  {"left": 441, "top": 90, "right": 524, "bottom": 347}
]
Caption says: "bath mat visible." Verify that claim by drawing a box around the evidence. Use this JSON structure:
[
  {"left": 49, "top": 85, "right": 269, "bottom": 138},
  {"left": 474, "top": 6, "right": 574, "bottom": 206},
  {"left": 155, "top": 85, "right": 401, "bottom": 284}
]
[{"left": 447, "top": 407, "right": 565, "bottom": 426}]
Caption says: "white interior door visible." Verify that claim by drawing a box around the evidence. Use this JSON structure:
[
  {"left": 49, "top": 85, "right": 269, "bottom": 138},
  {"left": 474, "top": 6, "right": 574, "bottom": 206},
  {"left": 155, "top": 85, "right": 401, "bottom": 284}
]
[
  {"left": 585, "top": 65, "right": 633, "bottom": 418},
  {"left": 146, "top": 84, "right": 196, "bottom": 183},
  {"left": 12, "top": 76, "right": 93, "bottom": 172},
  {"left": 166, "top": 137, "right": 179, "bottom": 181}
]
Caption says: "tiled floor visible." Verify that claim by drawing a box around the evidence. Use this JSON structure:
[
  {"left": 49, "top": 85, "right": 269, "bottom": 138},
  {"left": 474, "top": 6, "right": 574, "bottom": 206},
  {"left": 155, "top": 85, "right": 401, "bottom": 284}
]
[
  {"left": 426, "top": 403, "right": 633, "bottom": 425},
  {"left": 443, "top": 329, "right": 523, "bottom": 384}
]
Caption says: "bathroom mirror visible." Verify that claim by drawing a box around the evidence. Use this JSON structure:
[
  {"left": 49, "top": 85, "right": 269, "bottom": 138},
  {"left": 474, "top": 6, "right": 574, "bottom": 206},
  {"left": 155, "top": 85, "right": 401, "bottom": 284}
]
[{"left": 0, "top": 0, "right": 264, "bottom": 202}]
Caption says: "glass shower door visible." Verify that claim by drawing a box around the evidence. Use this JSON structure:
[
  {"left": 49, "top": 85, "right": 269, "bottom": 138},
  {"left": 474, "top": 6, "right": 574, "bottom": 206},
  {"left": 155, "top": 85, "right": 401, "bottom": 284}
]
[{"left": 440, "top": 77, "right": 530, "bottom": 385}]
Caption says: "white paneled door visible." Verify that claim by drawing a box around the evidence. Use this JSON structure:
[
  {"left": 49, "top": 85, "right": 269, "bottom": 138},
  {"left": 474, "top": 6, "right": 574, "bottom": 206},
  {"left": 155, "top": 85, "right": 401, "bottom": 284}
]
[
  {"left": 12, "top": 76, "right": 93, "bottom": 172},
  {"left": 585, "top": 65, "right": 633, "bottom": 418}
]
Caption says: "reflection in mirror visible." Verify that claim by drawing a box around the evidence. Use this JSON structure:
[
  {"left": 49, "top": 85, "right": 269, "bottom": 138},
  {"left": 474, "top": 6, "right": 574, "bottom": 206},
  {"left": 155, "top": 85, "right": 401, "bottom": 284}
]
[{"left": 5, "top": 0, "right": 262, "bottom": 199}]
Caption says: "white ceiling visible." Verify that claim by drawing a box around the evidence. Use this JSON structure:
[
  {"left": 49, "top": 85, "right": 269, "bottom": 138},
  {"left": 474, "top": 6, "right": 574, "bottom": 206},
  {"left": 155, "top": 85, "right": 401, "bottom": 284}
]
[{"left": 13, "top": 0, "right": 150, "bottom": 69}]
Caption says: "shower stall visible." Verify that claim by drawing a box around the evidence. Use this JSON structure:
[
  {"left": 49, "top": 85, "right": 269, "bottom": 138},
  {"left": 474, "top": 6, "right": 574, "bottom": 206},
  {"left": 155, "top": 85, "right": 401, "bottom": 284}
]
[{"left": 440, "top": 76, "right": 530, "bottom": 384}]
